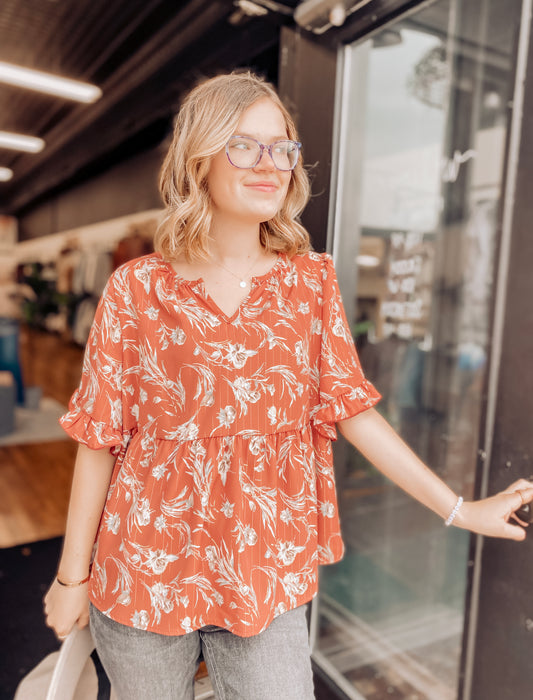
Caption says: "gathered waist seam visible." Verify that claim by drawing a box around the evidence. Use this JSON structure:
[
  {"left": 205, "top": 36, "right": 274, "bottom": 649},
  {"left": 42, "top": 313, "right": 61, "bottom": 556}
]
[{"left": 135, "top": 423, "right": 313, "bottom": 444}]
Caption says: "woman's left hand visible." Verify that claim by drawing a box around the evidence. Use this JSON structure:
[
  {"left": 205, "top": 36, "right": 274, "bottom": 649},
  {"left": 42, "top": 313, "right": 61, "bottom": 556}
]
[{"left": 454, "top": 479, "right": 533, "bottom": 540}]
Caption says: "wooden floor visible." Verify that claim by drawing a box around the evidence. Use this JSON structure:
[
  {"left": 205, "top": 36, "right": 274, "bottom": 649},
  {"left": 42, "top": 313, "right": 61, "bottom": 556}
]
[
  {"left": 0, "top": 327, "right": 84, "bottom": 548},
  {"left": 1, "top": 325, "right": 212, "bottom": 682}
]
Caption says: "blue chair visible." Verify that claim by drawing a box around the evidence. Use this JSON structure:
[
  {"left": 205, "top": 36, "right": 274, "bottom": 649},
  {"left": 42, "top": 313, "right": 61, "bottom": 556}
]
[{"left": 0, "top": 318, "right": 24, "bottom": 404}]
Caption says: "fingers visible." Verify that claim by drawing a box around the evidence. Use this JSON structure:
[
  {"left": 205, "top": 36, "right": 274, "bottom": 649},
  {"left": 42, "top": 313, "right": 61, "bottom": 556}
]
[
  {"left": 496, "top": 486, "right": 533, "bottom": 514},
  {"left": 521, "top": 487, "right": 533, "bottom": 504},
  {"left": 43, "top": 598, "right": 73, "bottom": 641},
  {"left": 47, "top": 619, "right": 74, "bottom": 641},
  {"left": 44, "top": 614, "right": 71, "bottom": 640},
  {"left": 76, "top": 615, "right": 89, "bottom": 630},
  {"left": 510, "top": 489, "right": 527, "bottom": 510},
  {"left": 511, "top": 510, "right": 529, "bottom": 527},
  {"left": 508, "top": 488, "right": 533, "bottom": 512},
  {"left": 44, "top": 610, "right": 72, "bottom": 640},
  {"left": 501, "top": 521, "right": 527, "bottom": 542},
  {"left": 43, "top": 580, "right": 90, "bottom": 643},
  {"left": 464, "top": 493, "right": 532, "bottom": 540},
  {"left": 504, "top": 479, "right": 533, "bottom": 494},
  {"left": 501, "top": 489, "right": 533, "bottom": 535}
]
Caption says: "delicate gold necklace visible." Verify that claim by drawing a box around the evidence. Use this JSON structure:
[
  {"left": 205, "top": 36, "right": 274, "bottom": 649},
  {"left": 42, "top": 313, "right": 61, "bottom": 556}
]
[{"left": 212, "top": 250, "right": 263, "bottom": 289}]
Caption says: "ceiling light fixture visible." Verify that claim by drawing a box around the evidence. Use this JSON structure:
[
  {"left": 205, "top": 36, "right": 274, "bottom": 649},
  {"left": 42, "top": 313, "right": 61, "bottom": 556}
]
[
  {"left": 0, "top": 61, "right": 102, "bottom": 103},
  {"left": 0, "top": 167, "right": 14, "bottom": 182},
  {"left": 294, "top": 0, "right": 374, "bottom": 34},
  {"left": 0, "top": 131, "right": 45, "bottom": 153}
]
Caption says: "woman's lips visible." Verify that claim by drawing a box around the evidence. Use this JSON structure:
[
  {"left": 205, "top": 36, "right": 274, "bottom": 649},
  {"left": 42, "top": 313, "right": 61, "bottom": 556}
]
[{"left": 245, "top": 181, "right": 278, "bottom": 192}]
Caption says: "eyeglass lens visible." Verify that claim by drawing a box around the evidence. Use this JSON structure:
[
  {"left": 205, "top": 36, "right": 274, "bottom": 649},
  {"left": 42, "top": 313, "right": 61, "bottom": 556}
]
[{"left": 226, "top": 136, "right": 300, "bottom": 171}]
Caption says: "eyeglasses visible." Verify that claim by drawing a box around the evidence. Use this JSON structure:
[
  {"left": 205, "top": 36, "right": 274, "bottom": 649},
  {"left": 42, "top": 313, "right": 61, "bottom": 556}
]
[{"left": 225, "top": 135, "right": 301, "bottom": 171}]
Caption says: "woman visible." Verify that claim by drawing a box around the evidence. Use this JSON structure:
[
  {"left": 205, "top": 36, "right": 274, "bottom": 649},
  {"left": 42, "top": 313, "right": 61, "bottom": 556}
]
[{"left": 44, "top": 71, "right": 533, "bottom": 700}]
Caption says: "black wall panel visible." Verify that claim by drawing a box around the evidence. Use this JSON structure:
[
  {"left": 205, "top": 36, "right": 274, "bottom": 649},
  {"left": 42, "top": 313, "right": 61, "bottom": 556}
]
[
  {"left": 278, "top": 26, "right": 337, "bottom": 252},
  {"left": 467, "top": 15, "right": 533, "bottom": 700}
]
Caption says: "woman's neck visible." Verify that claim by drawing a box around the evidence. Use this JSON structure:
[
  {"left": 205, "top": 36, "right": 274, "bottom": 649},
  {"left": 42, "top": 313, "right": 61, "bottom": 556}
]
[{"left": 208, "top": 219, "right": 263, "bottom": 262}]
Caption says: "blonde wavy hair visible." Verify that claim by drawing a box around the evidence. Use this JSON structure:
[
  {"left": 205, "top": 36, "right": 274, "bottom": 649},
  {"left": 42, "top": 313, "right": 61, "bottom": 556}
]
[{"left": 155, "top": 71, "right": 311, "bottom": 262}]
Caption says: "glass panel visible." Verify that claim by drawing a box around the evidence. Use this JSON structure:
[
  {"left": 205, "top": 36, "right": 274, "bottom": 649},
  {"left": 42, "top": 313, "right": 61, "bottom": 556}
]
[{"left": 314, "top": 1, "right": 523, "bottom": 698}]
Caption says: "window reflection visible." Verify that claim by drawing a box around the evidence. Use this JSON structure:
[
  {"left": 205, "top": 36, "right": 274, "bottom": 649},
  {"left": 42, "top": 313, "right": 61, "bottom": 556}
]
[{"left": 315, "top": 1, "right": 522, "bottom": 698}]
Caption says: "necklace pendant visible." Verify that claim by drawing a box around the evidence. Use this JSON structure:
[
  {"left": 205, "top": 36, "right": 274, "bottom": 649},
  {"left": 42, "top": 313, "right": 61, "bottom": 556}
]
[{"left": 239, "top": 280, "right": 247, "bottom": 289}]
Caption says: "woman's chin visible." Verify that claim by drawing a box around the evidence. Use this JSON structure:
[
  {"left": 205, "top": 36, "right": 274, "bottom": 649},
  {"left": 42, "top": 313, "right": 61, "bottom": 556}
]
[{"left": 254, "top": 204, "right": 283, "bottom": 223}]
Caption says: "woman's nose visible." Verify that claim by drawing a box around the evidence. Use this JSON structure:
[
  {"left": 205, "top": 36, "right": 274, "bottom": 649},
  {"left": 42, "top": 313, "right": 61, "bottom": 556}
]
[{"left": 254, "top": 147, "right": 276, "bottom": 171}]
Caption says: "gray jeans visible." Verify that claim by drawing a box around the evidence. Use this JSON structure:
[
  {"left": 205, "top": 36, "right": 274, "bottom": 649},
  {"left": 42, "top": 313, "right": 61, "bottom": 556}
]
[{"left": 89, "top": 604, "right": 315, "bottom": 700}]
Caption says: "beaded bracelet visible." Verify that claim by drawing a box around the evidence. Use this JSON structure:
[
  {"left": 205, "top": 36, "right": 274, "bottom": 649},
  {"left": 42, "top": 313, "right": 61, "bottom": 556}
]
[
  {"left": 445, "top": 496, "right": 464, "bottom": 527},
  {"left": 56, "top": 573, "right": 90, "bottom": 587}
]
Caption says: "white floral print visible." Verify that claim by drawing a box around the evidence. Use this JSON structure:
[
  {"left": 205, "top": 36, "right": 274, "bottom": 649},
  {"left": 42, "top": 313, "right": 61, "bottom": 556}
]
[
  {"left": 217, "top": 405, "right": 236, "bottom": 428},
  {"left": 105, "top": 513, "right": 120, "bottom": 534},
  {"left": 276, "top": 541, "right": 306, "bottom": 566},
  {"left": 144, "top": 549, "right": 179, "bottom": 574},
  {"left": 60, "top": 252, "right": 380, "bottom": 637},
  {"left": 221, "top": 500, "right": 234, "bottom": 518},
  {"left": 320, "top": 501, "right": 335, "bottom": 518},
  {"left": 154, "top": 515, "right": 167, "bottom": 532},
  {"left": 225, "top": 342, "right": 257, "bottom": 369},
  {"left": 131, "top": 609, "right": 150, "bottom": 630},
  {"left": 280, "top": 509, "right": 293, "bottom": 524}
]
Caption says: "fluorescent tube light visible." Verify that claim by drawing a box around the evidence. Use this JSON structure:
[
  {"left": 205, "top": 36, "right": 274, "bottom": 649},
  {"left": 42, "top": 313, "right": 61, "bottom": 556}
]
[
  {"left": 0, "top": 61, "right": 102, "bottom": 103},
  {"left": 0, "top": 167, "right": 14, "bottom": 182},
  {"left": 0, "top": 131, "right": 45, "bottom": 153}
]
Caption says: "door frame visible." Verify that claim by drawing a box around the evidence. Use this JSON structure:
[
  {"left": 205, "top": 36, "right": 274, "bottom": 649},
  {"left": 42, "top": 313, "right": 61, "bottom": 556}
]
[
  {"left": 460, "top": 1, "right": 533, "bottom": 697},
  {"left": 280, "top": 1, "right": 533, "bottom": 697}
]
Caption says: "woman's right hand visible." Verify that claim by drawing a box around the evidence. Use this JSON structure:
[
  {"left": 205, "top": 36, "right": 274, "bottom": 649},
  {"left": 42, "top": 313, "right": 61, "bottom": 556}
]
[{"left": 43, "top": 577, "right": 90, "bottom": 641}]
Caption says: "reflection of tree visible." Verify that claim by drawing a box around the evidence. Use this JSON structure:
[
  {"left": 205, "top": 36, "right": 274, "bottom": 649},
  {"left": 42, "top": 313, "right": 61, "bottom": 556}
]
[{"left": 407, "top": 45, "right": 449, "bottom": 109}]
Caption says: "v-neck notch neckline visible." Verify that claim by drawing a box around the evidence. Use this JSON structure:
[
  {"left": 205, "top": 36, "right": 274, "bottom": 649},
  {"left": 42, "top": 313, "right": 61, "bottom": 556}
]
[{"left": 159, "top": 252, "right": 286, "bottom": 323}]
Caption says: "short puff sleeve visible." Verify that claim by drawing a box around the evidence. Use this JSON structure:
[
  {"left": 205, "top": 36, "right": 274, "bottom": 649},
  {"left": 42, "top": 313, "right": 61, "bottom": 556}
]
[
  {"left": 311, "top": 255, "right": 380, "bottom": 440},
  {"left": 60, "top": 272, "right": 137, "bottom": 451}
]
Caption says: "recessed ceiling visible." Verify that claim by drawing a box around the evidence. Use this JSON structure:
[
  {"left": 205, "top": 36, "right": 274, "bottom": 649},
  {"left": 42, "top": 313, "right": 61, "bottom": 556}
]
[{"left": 0, "top": 0, "right": 298, "bottom": 215}]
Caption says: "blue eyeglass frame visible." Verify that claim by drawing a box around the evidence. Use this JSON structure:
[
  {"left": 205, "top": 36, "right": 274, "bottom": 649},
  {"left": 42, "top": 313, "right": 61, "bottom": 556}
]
[{"left": 225, "top": 135, "right": 302, "bottom": 171}]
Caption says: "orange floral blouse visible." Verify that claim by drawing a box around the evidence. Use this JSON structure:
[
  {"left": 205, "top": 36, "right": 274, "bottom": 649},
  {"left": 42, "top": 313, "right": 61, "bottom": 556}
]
[{"left": 60, "top": 251, "right": 380, "bottom": 637}]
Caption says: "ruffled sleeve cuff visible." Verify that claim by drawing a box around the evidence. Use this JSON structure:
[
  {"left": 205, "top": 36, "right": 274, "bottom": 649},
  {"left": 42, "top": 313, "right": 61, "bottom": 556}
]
[
  {"left": 60, "top": 409, "right": 130, "bottom": 453},
  {"left": 311, "top": 379, "right": 381, "bottom": 440}
]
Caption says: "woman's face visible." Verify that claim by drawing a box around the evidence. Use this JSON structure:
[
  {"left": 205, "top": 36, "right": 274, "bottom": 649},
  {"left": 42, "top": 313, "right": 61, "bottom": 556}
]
[{"left": 206, "top": 98, "right": 292, "bottom": 230}]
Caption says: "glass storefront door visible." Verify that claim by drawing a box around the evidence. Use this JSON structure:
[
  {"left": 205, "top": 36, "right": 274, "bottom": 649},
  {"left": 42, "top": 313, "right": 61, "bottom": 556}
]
[{"left": 312, "top": 1, "right": 523, "bottom": 698}]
